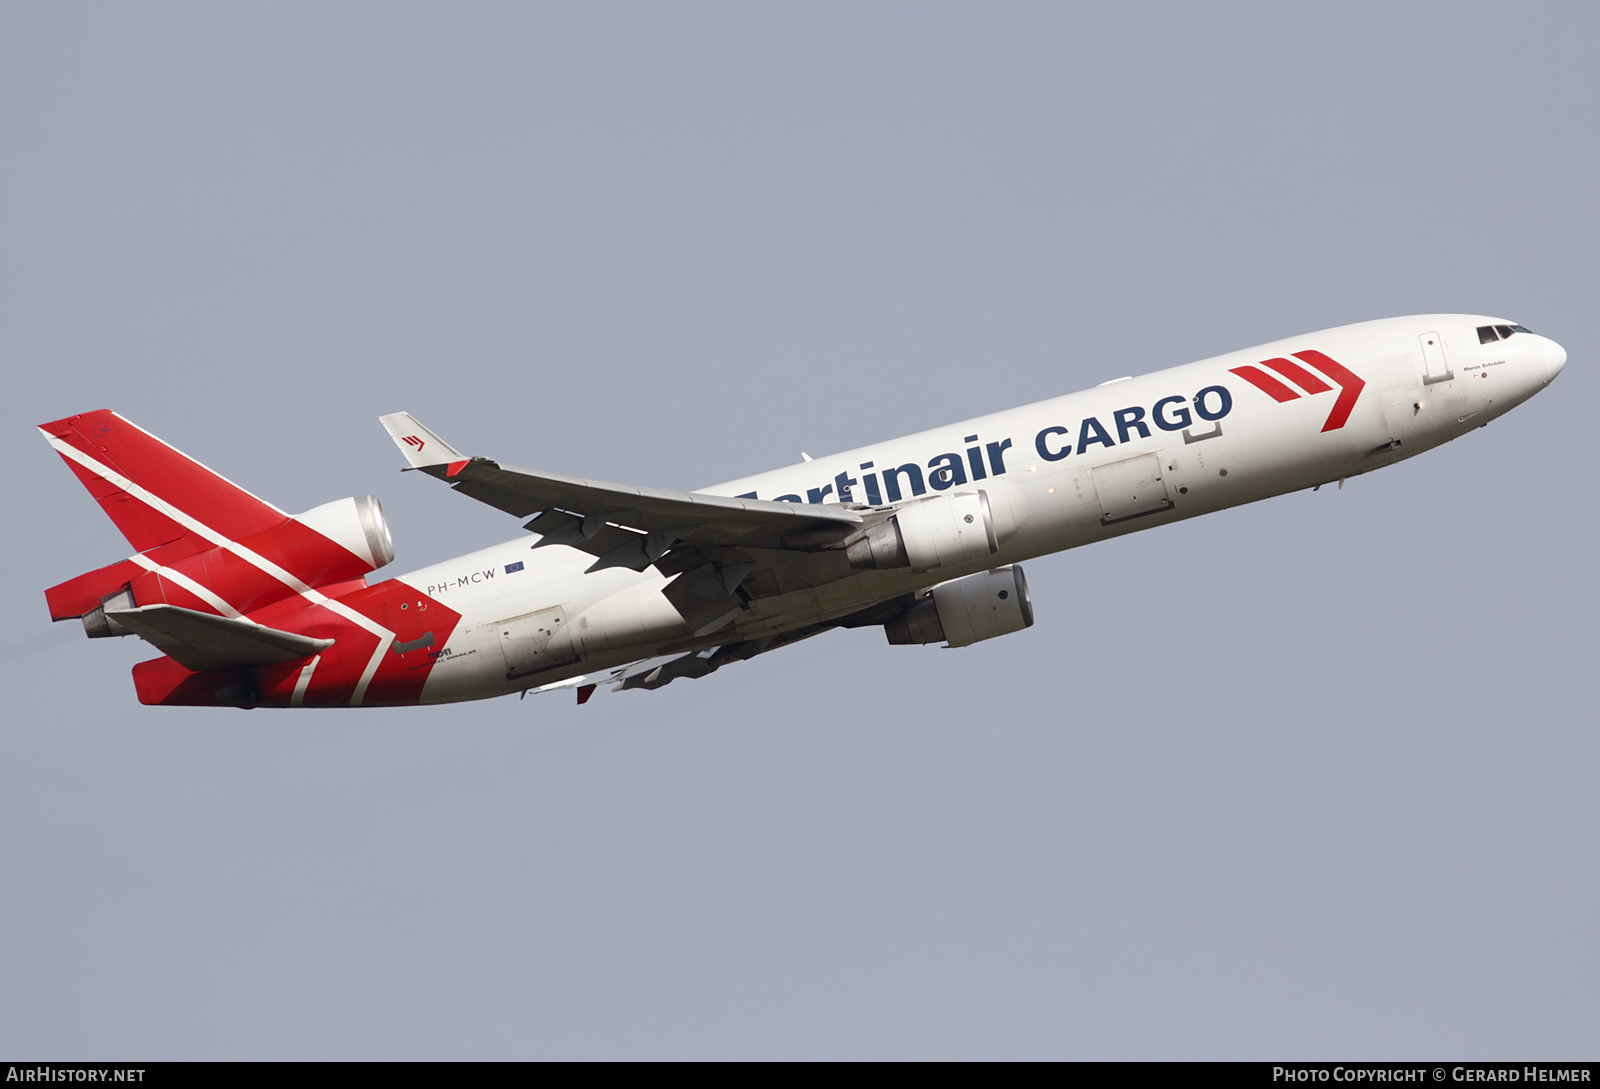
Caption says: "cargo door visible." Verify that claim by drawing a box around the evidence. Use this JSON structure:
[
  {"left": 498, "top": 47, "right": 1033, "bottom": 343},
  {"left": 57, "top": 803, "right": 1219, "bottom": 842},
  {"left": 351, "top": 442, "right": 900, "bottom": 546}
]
[
  {"left": 497, "top": 605, "right": 576, "bottom": 680},
  {"left": 1091, "top": 453, "right": 1173, "bottom": 525}
]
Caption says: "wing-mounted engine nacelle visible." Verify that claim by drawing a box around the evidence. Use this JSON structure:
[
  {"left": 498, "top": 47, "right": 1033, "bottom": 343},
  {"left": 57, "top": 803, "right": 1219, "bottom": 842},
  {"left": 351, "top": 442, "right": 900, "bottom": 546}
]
[
  {"left": 884, "top": 564, "right": 1034, "bottom": 647},
  {"left": 293, "top": 495, "right": 396, "bottom": 577},
  {"left": 846, "top": 485, "right": 1023, "bottom": 573}
]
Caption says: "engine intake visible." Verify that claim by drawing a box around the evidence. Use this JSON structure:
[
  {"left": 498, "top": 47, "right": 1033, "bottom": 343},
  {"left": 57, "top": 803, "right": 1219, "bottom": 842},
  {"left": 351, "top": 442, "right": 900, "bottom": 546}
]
[{"left": 295, "top": 495, "right": 396, "bottom": 573}]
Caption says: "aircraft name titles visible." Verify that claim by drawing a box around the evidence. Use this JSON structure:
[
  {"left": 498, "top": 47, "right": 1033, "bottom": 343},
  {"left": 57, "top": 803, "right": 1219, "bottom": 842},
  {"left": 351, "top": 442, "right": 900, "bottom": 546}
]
[{"left": 738, "top": 384, "right": 1235, "bottom": 505}]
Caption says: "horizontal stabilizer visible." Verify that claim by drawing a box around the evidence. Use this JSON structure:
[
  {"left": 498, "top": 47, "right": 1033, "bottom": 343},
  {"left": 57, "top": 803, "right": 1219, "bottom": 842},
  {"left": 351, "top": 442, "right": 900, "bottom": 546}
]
[
  {"left": 107, "top": 604, "right": 334, "bottom": 673},
  {"left": 378, "top": 412, "right": 465, "bottom": 469}
]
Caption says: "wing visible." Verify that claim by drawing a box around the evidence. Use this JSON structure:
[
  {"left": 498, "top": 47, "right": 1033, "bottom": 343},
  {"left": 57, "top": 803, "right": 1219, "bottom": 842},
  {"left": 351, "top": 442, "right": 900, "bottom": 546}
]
[
  {"left": 524, "top": 594, "right": 917, "bottom": 703},
  {"left": 380, "top": 412, "right": 878, "bottom": 634},
  {"left": 607, "top": 623, "right": 835, "bottom": 692},
  {"left": 596, "top": 589, "right": 918, "bottom": 696},
  {"left": 379, "top": 411, "right": 859, "bottom": 551}
]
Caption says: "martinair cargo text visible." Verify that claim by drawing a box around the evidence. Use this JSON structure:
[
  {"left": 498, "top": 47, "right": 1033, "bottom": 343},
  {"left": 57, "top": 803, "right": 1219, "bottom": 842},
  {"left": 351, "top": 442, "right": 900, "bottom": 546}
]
[{"left": 39, "top": 316, "right": 1566, "bottom": 708}]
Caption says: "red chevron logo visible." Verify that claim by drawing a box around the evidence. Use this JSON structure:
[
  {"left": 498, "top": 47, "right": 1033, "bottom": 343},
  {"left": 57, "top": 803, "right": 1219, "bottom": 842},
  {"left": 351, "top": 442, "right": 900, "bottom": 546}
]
[{"left": 1228, "top": 349, "right": 1366, "bottom": 432}]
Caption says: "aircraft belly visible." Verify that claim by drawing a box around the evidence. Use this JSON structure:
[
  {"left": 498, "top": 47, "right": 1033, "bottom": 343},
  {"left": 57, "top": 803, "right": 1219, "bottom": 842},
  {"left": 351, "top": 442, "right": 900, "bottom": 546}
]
[{"left": 569, "top": 580, "right": 690, "bottom": 657}]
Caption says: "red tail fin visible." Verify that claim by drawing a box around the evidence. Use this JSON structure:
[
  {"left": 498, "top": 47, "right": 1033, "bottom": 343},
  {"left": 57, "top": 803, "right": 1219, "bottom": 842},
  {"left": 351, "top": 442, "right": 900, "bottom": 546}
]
[
  {"left": 39, "top": 410, "right": 288, "bottom": 551},
  {"left": 41, "top": 411, "right": 393, "bottom": 622}
]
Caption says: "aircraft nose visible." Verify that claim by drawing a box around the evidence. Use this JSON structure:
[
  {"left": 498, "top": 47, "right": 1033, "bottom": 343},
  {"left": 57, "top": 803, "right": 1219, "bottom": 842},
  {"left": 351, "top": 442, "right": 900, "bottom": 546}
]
[{"left": 1542, "top": 336, "right": 1568, "bottom": 383}]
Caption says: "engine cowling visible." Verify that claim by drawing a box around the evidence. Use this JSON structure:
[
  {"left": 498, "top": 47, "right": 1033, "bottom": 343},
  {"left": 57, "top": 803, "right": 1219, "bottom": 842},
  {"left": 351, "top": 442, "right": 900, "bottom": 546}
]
[
  {"left": 294, "top": 495, "right": 396, "bottom": 574},
  {"left": 848, "top": 490, "right": 1000, "bottom": 572},
  {"left": 884, "top": 564, "right": 1034, "bottom": 647}
]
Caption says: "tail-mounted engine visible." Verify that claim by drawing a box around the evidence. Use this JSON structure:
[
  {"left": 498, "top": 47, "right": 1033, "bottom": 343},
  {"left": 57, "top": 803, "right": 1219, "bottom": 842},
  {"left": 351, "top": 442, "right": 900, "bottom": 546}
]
[
  {"left": 60, "top": 495, "right": 396, "bottom": 638},
  {"left": 293, "top": 495, "right": 396, "bottom": 576},
  {"left": 884, "top": 565, "right": 1034, "bottom": 648}
]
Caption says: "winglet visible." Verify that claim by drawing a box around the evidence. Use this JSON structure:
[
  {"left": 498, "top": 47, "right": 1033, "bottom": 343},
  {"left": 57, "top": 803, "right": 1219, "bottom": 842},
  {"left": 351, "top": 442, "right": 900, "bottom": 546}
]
[{"left": 379, "top": 412, "right": 466, "bottom": 469}]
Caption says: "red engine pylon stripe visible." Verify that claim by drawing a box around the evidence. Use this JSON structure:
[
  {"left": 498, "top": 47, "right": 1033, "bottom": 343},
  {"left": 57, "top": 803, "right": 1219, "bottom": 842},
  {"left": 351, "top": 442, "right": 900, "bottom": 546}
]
[
  {"left": 1259, "top": 356, "right": 1333, "bottom": 395},
  {"left": 1293, "top": 350, "right": 1366, "bottom": 432},
  {"left": 1228, "top": 365, "right": 1301, "bottom": 403}
]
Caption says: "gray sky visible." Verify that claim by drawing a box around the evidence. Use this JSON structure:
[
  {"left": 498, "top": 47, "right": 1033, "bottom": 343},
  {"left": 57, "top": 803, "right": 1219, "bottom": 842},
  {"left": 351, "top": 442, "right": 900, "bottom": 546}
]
[{"left": 3, "top": 1, "right": 1596, "bottom": 1059}]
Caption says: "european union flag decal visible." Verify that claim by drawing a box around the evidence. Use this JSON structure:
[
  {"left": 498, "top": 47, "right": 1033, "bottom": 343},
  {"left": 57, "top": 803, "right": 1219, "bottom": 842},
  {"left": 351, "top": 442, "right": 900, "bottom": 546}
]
[{"left": 505, "top": 561, "right": 525, "bottom": 574}]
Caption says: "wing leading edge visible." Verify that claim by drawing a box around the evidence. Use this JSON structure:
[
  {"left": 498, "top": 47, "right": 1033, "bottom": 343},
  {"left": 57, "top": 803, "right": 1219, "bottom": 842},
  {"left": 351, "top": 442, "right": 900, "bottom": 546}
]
[
  {"left": 379, "top": 410, "right": 859, "bottom": 547},
  {"left": 379, "top": 412, "right": 873, "bottom": 633}
]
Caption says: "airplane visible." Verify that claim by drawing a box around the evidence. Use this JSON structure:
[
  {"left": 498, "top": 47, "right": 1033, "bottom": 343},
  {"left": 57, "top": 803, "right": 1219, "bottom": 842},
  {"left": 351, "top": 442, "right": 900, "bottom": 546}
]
[{"left": 38, "top": 315, "right": 1566, "bottom": 709}]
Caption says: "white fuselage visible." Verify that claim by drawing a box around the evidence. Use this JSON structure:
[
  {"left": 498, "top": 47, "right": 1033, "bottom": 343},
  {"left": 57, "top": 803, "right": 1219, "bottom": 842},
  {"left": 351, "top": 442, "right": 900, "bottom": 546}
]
[{"left": 395, "top": 315, "right": 1566, "bottom": 702}]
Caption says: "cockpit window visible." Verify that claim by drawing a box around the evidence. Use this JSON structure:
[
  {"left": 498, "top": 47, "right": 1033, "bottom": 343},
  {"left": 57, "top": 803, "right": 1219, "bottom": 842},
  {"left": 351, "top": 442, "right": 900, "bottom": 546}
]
[{"left": 1478, "top": 323, "right": 1535, "bottom": 344}]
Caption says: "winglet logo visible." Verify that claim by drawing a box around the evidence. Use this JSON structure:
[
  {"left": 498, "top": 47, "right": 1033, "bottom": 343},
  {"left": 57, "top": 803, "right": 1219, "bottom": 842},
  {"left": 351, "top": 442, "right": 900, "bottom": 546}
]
[
  {"left": 1228, "top": 349, "right": 1366, "bottom": 432},
  {"left": 402, "top": 435, "right": 426, "bottom": 453}
]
